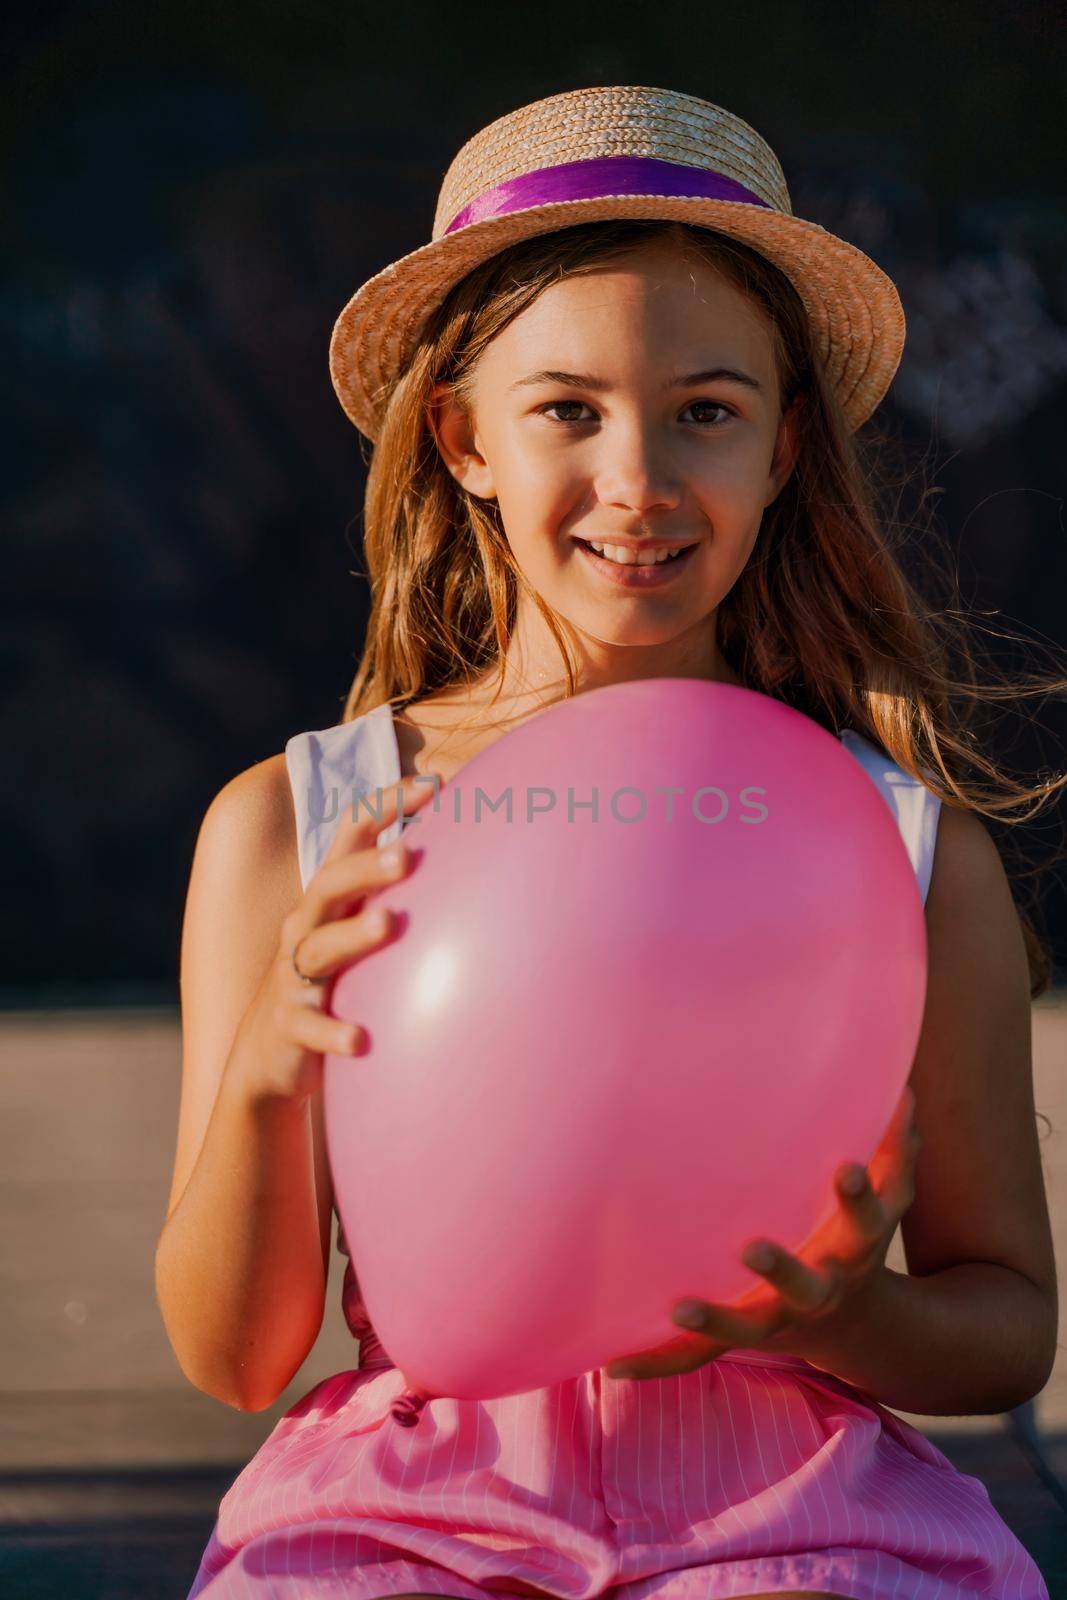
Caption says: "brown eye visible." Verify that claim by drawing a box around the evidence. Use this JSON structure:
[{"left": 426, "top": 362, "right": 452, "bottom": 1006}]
[
  {"left": 542, "top": 401, "right": 595, "bottom": 424},
  {"left": 684, "top": 400, "right": 733, "bottom": 427}
]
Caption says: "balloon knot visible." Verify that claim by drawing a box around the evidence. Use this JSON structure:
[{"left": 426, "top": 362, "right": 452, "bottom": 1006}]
[{"left": 390, "top": 1387, "right": 429, "bottom": 1427}]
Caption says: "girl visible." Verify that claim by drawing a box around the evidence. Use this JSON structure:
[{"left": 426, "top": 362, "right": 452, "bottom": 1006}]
[{"left": 158, "top": 87, "right": 1063, "bottom": 1600}]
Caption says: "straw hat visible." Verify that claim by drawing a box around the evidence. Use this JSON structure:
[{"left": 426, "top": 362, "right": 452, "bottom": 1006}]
[{"left": 329, "top": 85, "right": 905, "bottom": 441}]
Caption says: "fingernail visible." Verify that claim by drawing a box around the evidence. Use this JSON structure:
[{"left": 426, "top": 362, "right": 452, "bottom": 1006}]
[
  {"left": 745, "top": 1244, "right": 776, "bottom": 1272},
  {"left": 381, "top": 842, "right": 407, "bottom": 870},
  {"left": 674, "top": 1303, "right": 706, "bottom": 1329}
]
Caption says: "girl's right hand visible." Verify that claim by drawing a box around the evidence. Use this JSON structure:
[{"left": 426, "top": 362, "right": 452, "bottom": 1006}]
[{"left": 235, "top": 770, "right": 441, "bottom": 1108}]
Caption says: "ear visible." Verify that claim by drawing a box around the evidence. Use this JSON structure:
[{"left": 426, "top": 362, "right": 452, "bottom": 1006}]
[
  {"left": 427, "top": 383, "right": 497, "bottom": 501},
  {"left": 764, "top": 393, "right": 802, "bottom": 508}
]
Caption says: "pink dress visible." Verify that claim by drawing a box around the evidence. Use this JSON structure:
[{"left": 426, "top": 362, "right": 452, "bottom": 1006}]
[{"left": 187, "top": 703, "right": 1048, "bottom": 1600}]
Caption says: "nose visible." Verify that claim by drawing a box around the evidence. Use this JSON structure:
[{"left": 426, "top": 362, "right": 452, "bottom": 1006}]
[{"left": 592, "top": 416, "right": 683, "bottom": 516}]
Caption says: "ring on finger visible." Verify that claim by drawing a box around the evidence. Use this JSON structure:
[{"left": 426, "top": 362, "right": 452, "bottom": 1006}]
[{"left": 292, "top": 935, "right": 328, "bottom": 986}]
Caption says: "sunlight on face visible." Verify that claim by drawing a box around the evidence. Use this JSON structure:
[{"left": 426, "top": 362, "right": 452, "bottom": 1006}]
[{"left": 439, "top": 239, "right": 795, "bottom": 652}]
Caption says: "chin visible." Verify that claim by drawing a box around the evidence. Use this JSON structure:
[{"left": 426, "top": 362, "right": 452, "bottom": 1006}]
[{"left": 577, "top": 612, "right": 696, "bottom": 649}]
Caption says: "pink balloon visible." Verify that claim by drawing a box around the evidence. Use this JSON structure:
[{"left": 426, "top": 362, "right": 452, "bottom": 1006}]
[{"left": 325, "top": 679, "right": 927, "bottom": 1405}]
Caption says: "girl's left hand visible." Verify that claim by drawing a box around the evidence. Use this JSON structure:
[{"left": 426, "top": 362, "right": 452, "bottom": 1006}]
[{"left": 604, "top": 1085, "right": 920, "bottom": 1381}]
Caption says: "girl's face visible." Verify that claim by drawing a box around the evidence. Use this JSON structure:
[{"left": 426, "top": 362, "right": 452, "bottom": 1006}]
[{"left": 432, "top": 239, "right": 799, "bottom": 658}]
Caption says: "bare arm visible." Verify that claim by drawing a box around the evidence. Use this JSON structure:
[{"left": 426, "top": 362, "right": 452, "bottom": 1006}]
[
  {"left": 155, "top": 755, "right": 431, "bottom": 1411},
  {"left": 786, "top": 803, "right": 1058, "bottom": 1413},
  {"left": 788, "top": 1260, "right": 1053, "bottom": 1416},
  {"left": 157, "top": 1040, "right": 326, "bottom": 1412}
]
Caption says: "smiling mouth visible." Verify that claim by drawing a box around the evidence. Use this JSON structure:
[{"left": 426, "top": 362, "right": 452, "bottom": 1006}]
[{"left": 574, "top": 539, "right": 698, "bottom": 567}]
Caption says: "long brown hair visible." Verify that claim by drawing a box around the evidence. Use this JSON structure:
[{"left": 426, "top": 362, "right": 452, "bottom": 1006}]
[{"left": 342, "top": 218, "right": 1067, "bottom": 997}]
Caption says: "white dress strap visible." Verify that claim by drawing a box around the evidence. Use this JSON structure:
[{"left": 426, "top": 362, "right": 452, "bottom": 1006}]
[
  {"left": 283, "top": 703, "right": 404, "bottom": 892},
  {"left": 839, "top": 729, "right": 942, "bottom": 906},
  {"left": 284, "top": 712, "right": 941, "bottom": 905}
]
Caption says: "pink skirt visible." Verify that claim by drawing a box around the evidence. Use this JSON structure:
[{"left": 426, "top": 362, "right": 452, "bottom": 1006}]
[{"left": 187, "top": 1350, "right": 1047, "bottom": 1600}]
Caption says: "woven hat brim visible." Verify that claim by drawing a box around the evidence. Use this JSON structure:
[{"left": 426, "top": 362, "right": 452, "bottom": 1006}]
[{"left": 329, "top": 195, "right": 905, "bottom": 440}]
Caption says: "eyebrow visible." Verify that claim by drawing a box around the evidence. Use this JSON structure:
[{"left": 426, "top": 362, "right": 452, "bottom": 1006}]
[{"left": 506, "top": 366, "right": 764, "bottom": 394}]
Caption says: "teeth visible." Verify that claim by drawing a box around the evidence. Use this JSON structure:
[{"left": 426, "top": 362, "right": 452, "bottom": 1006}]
[{"left": 587, "top": 541, "right": 689, "bottom": 566}]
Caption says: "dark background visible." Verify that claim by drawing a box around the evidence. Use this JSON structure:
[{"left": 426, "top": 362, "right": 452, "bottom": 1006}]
[{"left": 5, "top": 0, "right": 1067, "bottom": 1004}]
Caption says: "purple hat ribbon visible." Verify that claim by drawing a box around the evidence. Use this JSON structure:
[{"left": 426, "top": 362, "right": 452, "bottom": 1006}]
[{"left": 444, "top": 153, "right": 772, "bottom": 236}]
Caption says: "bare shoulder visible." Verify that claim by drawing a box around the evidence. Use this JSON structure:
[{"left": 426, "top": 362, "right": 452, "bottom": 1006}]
[
  {"left": 920, "top": 799, "right": 1032, "bottom": 1094},
  {"left": 920, "top": 801, "right": 1032, "bottom": 1056},
  {"left": 185, "top": 749, "right": 302, "bottom": 1000},
  {"left": 924, "top": 800, "right": 1019, "bottom": 923},
  {"left": 197, "top": 751, "right": 299, "bottom": 874},
  {"left": 901, "top": 798, "right": 1056, "bottom": 1314}
]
